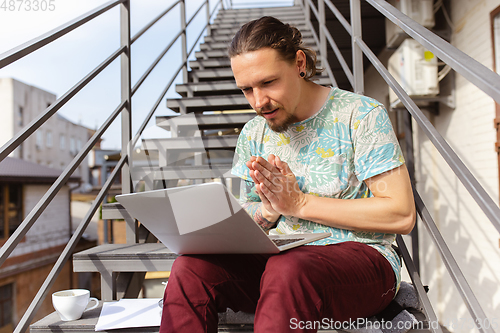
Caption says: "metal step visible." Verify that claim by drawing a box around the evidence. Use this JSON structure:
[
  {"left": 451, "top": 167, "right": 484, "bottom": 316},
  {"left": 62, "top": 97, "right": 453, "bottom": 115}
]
[
  {"left": 166, "top": 95, "right": 250, "bottom": 113},
  {"left": 153, "top": 164, "right": 237, "bottom": 180},
  {"left": 217, "top": 6, "right": 303, "bottom": 17},
  {"left": 188, "top": 68, "right": 235, "bottom": 82},
  {"left": 156, "top": 113, "right": 255, "bottom": 131},
  {"left": 203, "top": 28, "right": 314, "bottom": 43},
  {"left": 210, "top": 19, "right": 307, "bottom": 30},
  {"left": 199, "top": 37, "right": 316, "bottom": 51},
  {"left": 210, "top": 24, "right": 309, "bottom": 36},
  {"left": 213, "top": 13, "right": 307, "bottom": 24},
  {"left": 175, "top": 80, "right": 239, "bottom": 97},
  {"left": 141, "top": 135, "right": 239, "bottom": 151},
  {"left": 189, "top": 58, "right": 231, "bottom": 70},
  {"left": 195, "top": 44, "right": 319, "bottom": 59}
]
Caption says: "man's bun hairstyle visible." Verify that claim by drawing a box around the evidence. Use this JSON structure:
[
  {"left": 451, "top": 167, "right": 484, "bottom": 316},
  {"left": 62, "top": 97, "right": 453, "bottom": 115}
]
[{"left": 228, "top": 16, "right": 321, "bottom": 81}]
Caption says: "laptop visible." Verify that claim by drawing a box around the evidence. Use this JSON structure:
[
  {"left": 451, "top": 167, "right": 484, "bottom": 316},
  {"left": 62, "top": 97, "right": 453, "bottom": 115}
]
[{"left": 115, "top": 182, "right": 331, "bottom": 254}]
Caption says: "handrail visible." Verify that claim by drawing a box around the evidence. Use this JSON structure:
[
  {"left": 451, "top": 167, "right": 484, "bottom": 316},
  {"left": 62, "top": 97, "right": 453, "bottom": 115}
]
[
  {"left": 0, "top": 46, "right": 125, "bottom": 163},
  {"left": 396, "top": 235, "right": 442, "bottom": 333},
  {"left": 366, "top": 0, "right": 500, "bottom": 105},
  {"left": 13, "top": 140, "right": 128, "bottom": 333},
  {"left": 0, "top": 0, "right": 125, "bottom": 69},
  {"left": 355, "top": 36, "right": 500, "bottom": 235},
  {"left": 413, "top": 193, "right": 494, "bottom": 333}
]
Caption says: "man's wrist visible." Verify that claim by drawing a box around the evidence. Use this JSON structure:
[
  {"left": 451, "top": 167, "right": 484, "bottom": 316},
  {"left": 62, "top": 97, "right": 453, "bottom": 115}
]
[{"left": 261, "top": 206, "right": 281, "bottom": 223}]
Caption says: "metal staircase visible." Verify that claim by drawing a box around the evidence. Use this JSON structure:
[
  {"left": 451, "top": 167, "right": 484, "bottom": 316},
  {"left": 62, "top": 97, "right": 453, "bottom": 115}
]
[{"left": 0, "top": 0, "right": 499, "bottom": 332}]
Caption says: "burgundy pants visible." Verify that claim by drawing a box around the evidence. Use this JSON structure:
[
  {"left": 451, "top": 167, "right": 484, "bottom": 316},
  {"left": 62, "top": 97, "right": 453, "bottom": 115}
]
[{"left": 160, "top": 241, "right": 396, "bottom": 333}]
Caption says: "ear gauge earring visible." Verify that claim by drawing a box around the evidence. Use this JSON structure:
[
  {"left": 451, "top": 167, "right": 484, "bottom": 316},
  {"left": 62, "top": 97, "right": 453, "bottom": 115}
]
[{"left": 300, "top": 72, "right": 305, "bottom": 78}]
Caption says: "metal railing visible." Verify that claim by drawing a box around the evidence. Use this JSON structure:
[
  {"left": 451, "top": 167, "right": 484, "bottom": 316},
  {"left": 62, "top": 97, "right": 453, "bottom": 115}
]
[
  {"left": 0, "top": 0, "right": 223, "bottom": 331},
  {"left": 296, "top": 0, "right": 500, "bottom": 332},
  {"left": 1, "top": 0, "right": 499, "bottom": 331}
]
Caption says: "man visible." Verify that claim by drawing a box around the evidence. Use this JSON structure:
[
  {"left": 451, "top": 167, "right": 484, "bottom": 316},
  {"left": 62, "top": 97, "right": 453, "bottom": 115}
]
[{"left": 160, "top": 16, "right": 415, "bottom": 333}]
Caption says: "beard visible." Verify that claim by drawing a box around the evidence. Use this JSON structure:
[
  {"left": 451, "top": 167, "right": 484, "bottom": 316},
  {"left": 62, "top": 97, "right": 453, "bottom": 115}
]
[{"left": 256, "top": 102, "right": 296, "bottom": 133}]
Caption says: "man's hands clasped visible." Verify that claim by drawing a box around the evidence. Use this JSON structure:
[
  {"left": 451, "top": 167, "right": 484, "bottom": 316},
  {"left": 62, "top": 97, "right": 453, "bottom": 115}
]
[{"left": 246, "top": 154, "right": 307, "bottom": 222}]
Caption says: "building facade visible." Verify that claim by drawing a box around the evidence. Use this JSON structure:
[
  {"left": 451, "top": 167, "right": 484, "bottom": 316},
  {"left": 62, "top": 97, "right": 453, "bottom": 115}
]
[
  {"left": 0, "top": 157, "right": 97, "bottom": 332},
  {"left": 364, "top": 0, "right": 500, "bottom": 331},
  {"left": 0, "top": 78, "right": 92, "bottom": 190}
]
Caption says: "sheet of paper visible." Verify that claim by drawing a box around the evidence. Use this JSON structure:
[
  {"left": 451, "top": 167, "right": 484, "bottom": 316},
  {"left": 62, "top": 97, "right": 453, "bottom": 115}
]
[{"left": 95, "top": 298, "right": 162, "bottom": 331}]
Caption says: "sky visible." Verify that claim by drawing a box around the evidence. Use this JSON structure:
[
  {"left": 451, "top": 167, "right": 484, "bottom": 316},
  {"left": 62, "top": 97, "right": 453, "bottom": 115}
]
[
  {"left": 0, "top": 0, "right": 230, "bottom": 149},
  {"left": 0, "top": 0, "right": 293, "bottom": 150}
]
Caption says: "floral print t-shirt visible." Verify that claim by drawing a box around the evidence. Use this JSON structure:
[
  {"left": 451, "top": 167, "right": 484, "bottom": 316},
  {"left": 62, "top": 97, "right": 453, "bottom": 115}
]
[{"left": 231, "top": 87, "right": 404, "bottom": 290}]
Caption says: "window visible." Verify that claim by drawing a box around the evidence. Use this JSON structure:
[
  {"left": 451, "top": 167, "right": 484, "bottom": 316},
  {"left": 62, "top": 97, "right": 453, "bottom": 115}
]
[
  {"left": 36, "top": 131, "right": 43, "bottom": 149},
  {"left": 0, "top": 284, "right": 13, "bottom": 333},
  {"left": 17, "top": 106, "right": 23, "bottom": 127},
  {"left": 70, "top": 137, "right": 76, "bottom": 155},
  {"left": 0, "top": 184, "right": 23, "bottom": 240},
  {"left": 60, "top": 135, "right": 66, "bottom": 151},
  {"left": 46, "top": 131, "right": 53, "bottom": 148}
]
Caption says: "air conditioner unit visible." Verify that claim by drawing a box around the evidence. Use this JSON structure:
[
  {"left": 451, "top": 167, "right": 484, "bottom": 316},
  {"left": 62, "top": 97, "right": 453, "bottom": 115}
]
[
  {"left": 385, "top": 0, "right": 435, "bottom": 49},
  {"left": 388, "top": 39, "right": 439, "bottom": 107}
]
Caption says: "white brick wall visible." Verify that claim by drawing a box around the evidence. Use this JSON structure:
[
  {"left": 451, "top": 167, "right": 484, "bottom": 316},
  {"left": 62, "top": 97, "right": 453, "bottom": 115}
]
[
  {"left": 413, "top": 0, "right": 500, "bottom": 330},
  {"left": 364, "top": 0, "right": 500, "bottom": 330},
  {"left": 10, "top": 184, "right": 70, "bottom": 257}
]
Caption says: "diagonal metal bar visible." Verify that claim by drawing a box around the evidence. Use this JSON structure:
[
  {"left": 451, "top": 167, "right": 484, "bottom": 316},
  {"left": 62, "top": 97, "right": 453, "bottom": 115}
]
[
  {"left": 132, "top": 29, "right": 183, "bottom": 96},
  {"left": 131, "top": 0, "right": 224, "bottom": 148},
  {"left": 366, "top": 0, "right": 500, "bottom": 105},
  {"left": 131, "top": 0, "right": 211, "bottom": 96},
  {"left": 324, "top": 0, "right": 352, "bottom": 35},
  {"left": 413, "top": 192, "right": 495, "bottom": 333},
  {"left": 14, "top": 155, "right": 127, "bottom": 333},
  {"left": 0, "top": 101, "right": 127, "bottom": 268},
  {"left": 396, "top": 235, "right": 443, "bottom": 333},
  {"left": 187, "top": 1, "right": 207, "bottom": 27},
  {"left": 0, "top": 46, "right": 126, "bottom": 163},
  {"left": 355, "top": 37, "right": 500, "bottom": 234},
  {"left": 131, "top": 0, "right": 181, "bottom": 44},
  {"left": 0, "top": 0, "right": 125, "bottom": 69},
  {"left": 322, "top": 25, "right": 353, "bottom": 87}
]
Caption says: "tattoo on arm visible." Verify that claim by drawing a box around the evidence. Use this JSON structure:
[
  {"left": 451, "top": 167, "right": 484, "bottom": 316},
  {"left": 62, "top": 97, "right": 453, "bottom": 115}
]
[{"left": 240, "top": 180, "right": 278, "bottom": 231}]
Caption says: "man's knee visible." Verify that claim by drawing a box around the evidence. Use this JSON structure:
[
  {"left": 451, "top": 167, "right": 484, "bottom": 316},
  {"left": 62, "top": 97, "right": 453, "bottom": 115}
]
[
  {"left": 262, "top": 251, "right": 317, "bottom": 286},
  {"left": 170, "top": 255, "right": 225, "bottom": 284}
]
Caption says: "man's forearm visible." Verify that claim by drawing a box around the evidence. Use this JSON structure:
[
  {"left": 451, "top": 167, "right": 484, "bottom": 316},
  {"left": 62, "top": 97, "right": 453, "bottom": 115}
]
[{"left": 242, "top": 202, "right": 278, "bottom": 231}]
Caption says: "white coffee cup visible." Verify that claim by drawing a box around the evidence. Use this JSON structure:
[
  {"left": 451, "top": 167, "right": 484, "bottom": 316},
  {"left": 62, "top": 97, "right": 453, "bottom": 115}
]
[{"left": 52, "top": 289, "right": 99, "bottom": 321}]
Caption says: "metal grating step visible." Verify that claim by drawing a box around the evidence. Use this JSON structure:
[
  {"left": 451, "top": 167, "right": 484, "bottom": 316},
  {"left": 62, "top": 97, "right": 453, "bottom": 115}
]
[
  {"left": 189, "top": 58, "right": 231, "bottom": 69},
  {"left": 195, "top": 42, "right": 319, "bottom": 59},
  {"left": 175, "top": 80, "right": 239, "bottom": 97},
  {"left": 209, "top": 24, "right": 309, "bottom": 36},
  {"left": 199, "top": 37, "right": 316, "bottom": 51},
  {"left": 217, "top": 6, "right": 304, "bottom": 16},
  {"left": 210, "top": 19, "right": 307, "bottom": 30},
  {"left": 188, "top": 67, "right": 235, "bottom": 81},
  {"left": 30, "top": 304, "right": 255, "bottom": 333},
  {"left": 203, "top": 28, "right": 314, "bottom": 43},
  {"left": 142, "top": 135, "right": 239, "bottom": 151},
  {"left": 166, "top": 95, "right": 250, "bottom": 113},
  {"left": 156, "top": 113, "right": 255, "bottom": 131}
]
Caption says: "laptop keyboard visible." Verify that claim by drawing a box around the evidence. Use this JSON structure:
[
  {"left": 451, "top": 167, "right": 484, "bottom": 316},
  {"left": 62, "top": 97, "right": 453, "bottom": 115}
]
[{"left": 272, "top": 238, "right": 305, "bottom": 247}]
